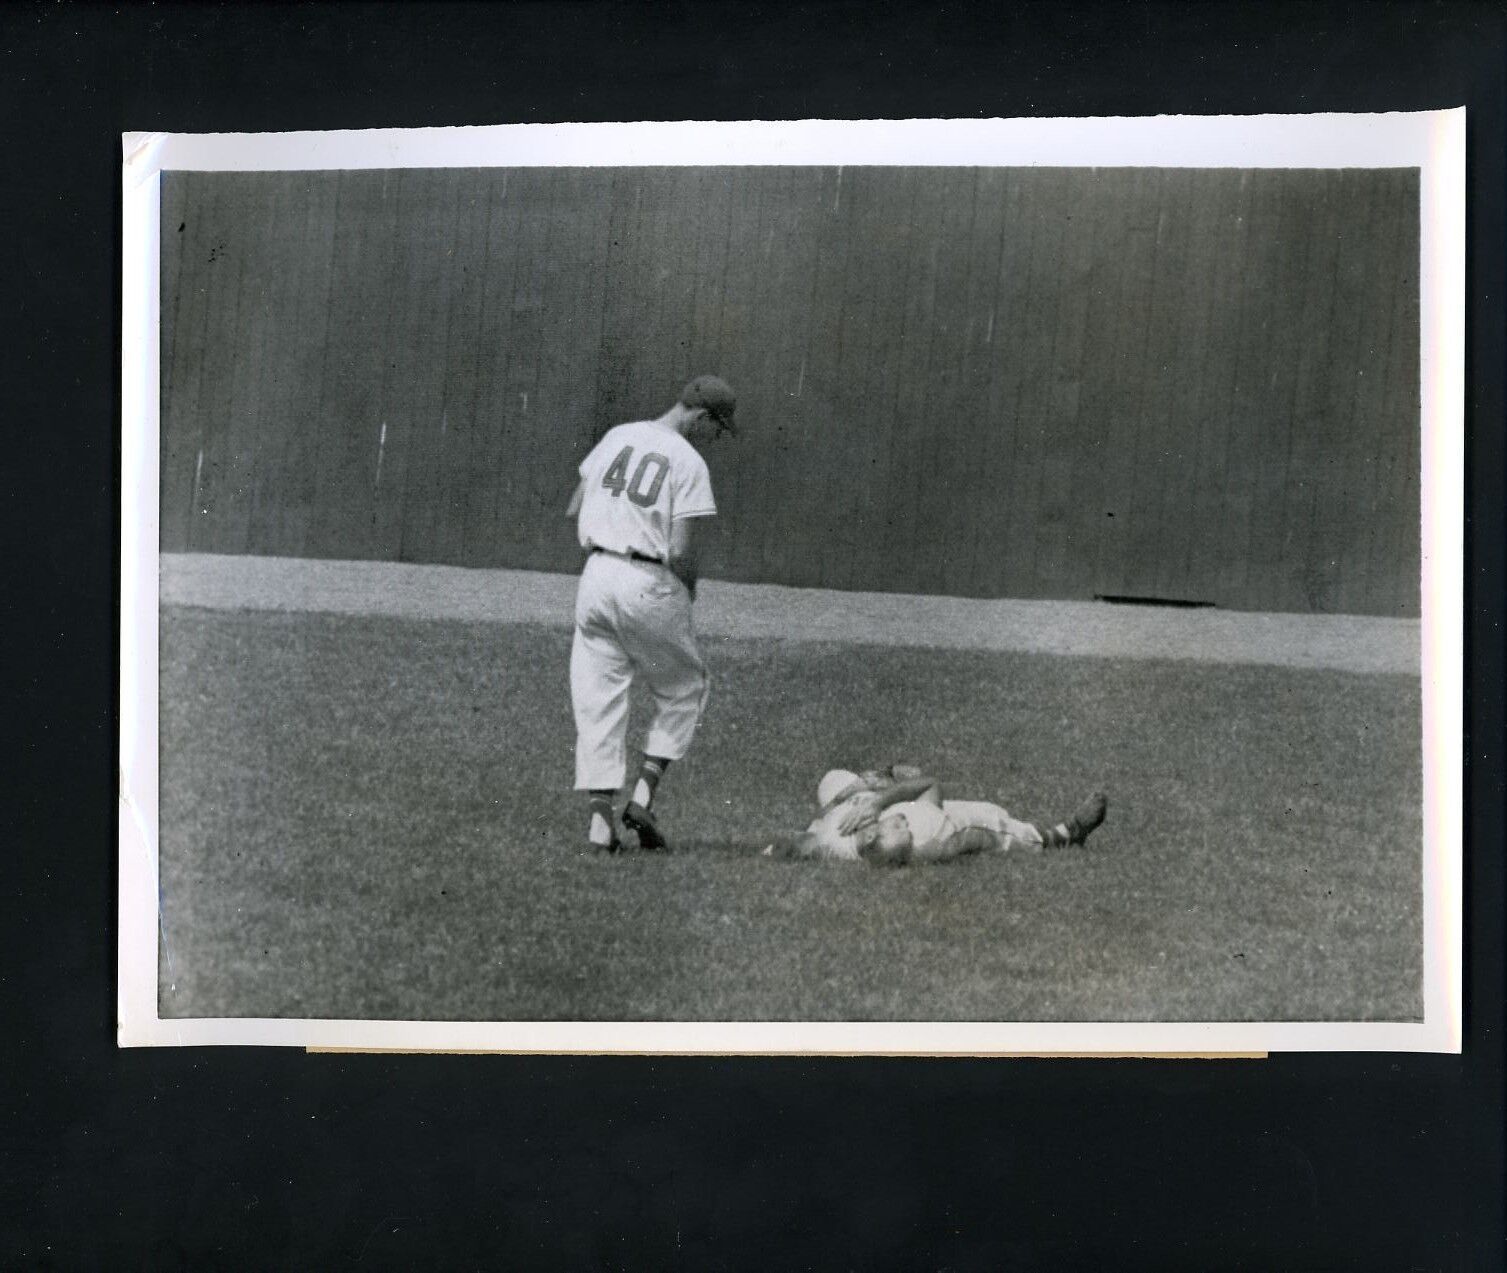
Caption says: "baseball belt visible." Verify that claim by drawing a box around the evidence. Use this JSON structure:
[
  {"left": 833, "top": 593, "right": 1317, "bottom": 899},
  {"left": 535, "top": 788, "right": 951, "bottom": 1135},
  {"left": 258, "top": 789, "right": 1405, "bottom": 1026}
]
[{"left": 589, "top": 546, "right": 666, "bottom": 567}]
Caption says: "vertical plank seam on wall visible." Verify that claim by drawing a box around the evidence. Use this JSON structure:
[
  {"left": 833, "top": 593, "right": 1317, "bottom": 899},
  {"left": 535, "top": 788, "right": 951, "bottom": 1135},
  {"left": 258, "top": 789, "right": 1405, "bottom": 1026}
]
[
  {"left": 725, "top": 165, "right": 771, "bottom": 582},
  {"left": 760, "top": 168, "right": 817, "bottom": 578},
  {"left": 645, "top": 169, "right": 680, "bottom": 417},
  {"left": 552, "top": 169, "right": 600, "bottom": 574},
  {"left": 1085, "top": 171, "right": 1134, "bottom": 599},
  {"left": 372, "top": 171, "right": 415, "bottom": 562},
  {"left": 945, "top": 170, "right": 985, "bottom": 595},
  {"left": 1022, "top": 170, "right": 1077, "bottom": 596},
  {"left": 241, "top": 175, "right": 285, "bottom": 556},
  {"left": 181, "top": 175, "right": 226, "bottom": 553},
  {"left": 1235, "top": 171, "right": 1291, "bottom": 610},
  {"left": 1368, "top": 173, "right": 1414, "bottom": 616},
  {"left": 1008, "top": 166, "right": 1045, "bottom": 596},
  {"left": 1267, "top": 173, "right": 1323, "bottom": 614},
  {"left": 832, "top": 168, "right": 871, "bottom": 591},
  {"left": 914, "top": 170, "right": 972, "bottom": 591},
  {"left": 785, "top": 169, "right": 834, "bottom": 587},
  {"left": 518, "top": 171, "right": 563, "bottom": 564},
  {"left": 492, "top": 167, "right": 539, "bottom": 559},
  {"left": 1173, "top": 172, "right": 1212, "bottom": 598},
  {"left": 866, "top": 170, "right": 922, "bottom": 593},
  {"left": 1230, "top": 170, "right": 1280, "bottom": 608},
  {"left": 589, "top": 167, "right": 624, "bottom": 438},
  {"left": 792, "top": 168, "right": 838, "bottom": 588},
  {"left": 235, "top": 178, "right": 283, "bottom": 555},
  {"left": 1147, "top": 170, "right": 1198, "bottom": 603},
  {"left": 268, "top": 177, "right": 308, "bottom": 554},
  {"left": 158, "top": 176, "right": 186, "bottom": 552},
  {"left": 485, "top": 170, "right": 530, "bottom": 562},
  {"left": 1317, "top": 168, "right": 1360, "bottom": 612},
  {"left": 1039, "top": 167, "right": 1087, "bottom": 595},
  {"left": 1299, "top": 170, "right": 1353, "bottom": 611},
  {"left": 973, "top": 171, "right": 1027, "bottom": 593},
  {"left": 457, "top": 175, "right": 499, "bottom": 565},
  {"left": 820, "top": 167, "right": 858, "bottom": 588},
  {"left": 965, "top": 170, "right": 1016, "bottom": 593},
  {"left": 710, "top": 167, "right": 746, "bottom": 581},
  {"left": 1059, "top": 169, "right": 1109, "bottom": 601},
  {"left": 587, "top": 166, "right": 621, "bottom": 438},
  {"left": 1177, "top": 171, "right": 1213, "bottom": 602},
  {"left": 1335, "top": 179, "right": 1391, "bottom": 613},
  {"left": 1200, "top": 171, "right": 1251, "bottom": 607},
  {"left": 408, "top": 171, "right": 454, "bottom": 561},
  {"left": 940, "top": 167, "right": 985, "bottom": 595},
  {"left": 747, "top": 167, "right": 781, "bottom": 581},
  {"left": 1297, "top": 171, "right": 1349, "bottom": 613},
  {"left": 305, "top": 172, "right": 348, "bottom": 559},
  {"left": 1205, "top": 171, "right": 1256, "bottom": 608},
  {"left": 208, "top": 177, "right": 257, "bottom": 554},
  {"left": 1109, "top": 168, "right": 1167, "bottom": 600},
  {"left": 181, "top": 176, "right": 232, "bottom": 552},
  {"left": 894, "top": 170, "right": 936, "bottom": 589},
  {"left": 535, "top": 168, "right": 610, "bottom": 574},
  {"left": 430, "top": 174, "right": 469, "bottom": 563},
  {"left": 1355, "top": 173, "right": 1395, "bottom": 615},
  {"left": 310, "top": 172, "right": 368, "bottom": 558},
  {"left": 161, "top": 174, "right": 204, "bottom": 554},
  {"left": 1136, "top": 172, "right": 1196, "bottom": 602},
  {"left": 1394, "top": 171, "right": 1423, "bottom": 617},
  {"left": 331, "top": 174, "right": 390, "bottom": 562}
]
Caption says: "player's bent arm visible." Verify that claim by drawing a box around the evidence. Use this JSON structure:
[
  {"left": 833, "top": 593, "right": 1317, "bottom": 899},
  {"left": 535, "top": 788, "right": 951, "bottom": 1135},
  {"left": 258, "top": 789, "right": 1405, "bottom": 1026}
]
[
  {"left": 566, "top": 477, "right": 585, "bottom": 517},
  {"left": 667, "top": 515, "right": 700, "bottom": 597},
  {"left": 836, "top": 775, "right": 942, "bottom": 833},
  {"left": 870, "top": 775, "right": 941, "bottom": 811}
]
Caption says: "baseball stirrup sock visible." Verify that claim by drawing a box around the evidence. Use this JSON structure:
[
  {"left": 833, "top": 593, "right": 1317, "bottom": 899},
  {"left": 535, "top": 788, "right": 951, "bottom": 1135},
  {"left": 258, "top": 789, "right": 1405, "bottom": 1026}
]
[
  {"left": 1035, "top": 821, "right": 1073, "bottom": 848},
  {"left": 632, "top": 756, "right": 671, "bottom": 810},
  {"left": 588, "top": 791, "right": 616, "bottom": 846}
]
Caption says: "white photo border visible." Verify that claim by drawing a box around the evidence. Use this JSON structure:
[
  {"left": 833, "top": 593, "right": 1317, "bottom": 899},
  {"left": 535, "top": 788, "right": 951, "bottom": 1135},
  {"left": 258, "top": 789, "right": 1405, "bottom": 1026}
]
[{"left": 120, "top": 113, "right": 1465, "bottom": 1052}]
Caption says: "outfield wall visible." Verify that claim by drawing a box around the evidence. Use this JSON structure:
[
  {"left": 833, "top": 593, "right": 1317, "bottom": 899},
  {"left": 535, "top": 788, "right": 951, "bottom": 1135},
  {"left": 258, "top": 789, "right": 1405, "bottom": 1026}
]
[{"left": 160, "top": 167, "right": 1419, "bottom": 615}]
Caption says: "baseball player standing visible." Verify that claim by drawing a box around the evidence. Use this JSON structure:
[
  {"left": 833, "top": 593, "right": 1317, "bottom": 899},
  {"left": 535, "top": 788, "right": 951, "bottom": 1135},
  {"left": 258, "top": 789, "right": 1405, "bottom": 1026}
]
[{"left": 566, "top": 375, "right": 737, "bottom": 852}]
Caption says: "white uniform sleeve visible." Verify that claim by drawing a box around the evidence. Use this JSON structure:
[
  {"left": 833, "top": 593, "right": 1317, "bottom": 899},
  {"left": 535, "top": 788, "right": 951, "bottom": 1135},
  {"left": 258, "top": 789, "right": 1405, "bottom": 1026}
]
[{"left": 671, "top": 450, "right": 716, "bottom": 520}]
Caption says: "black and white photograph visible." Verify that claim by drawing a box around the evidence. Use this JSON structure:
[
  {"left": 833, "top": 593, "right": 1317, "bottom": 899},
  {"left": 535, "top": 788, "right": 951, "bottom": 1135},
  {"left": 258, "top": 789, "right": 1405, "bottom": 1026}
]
[{"left": 118, "top": 117, "right": 1461, "bottom": 1051}]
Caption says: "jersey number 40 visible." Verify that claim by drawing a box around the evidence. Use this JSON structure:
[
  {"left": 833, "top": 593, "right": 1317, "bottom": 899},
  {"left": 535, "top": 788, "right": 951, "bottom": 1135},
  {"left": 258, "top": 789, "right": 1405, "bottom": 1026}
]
[{"left": 601, "top": 446, "right": 669, "bottom": 508}]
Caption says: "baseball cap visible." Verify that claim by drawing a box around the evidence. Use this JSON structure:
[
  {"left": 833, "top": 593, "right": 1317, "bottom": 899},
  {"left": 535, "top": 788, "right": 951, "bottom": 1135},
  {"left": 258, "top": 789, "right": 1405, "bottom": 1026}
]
[
  {"left": 817, "top": 768, "right": 861, "bottom": 808},
  {"left": 680, "top": 374, "right": 737, "bottom": 434}
]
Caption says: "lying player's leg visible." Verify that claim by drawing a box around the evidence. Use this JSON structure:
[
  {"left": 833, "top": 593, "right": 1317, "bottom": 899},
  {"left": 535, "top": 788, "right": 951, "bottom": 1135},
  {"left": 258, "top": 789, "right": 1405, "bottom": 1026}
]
[{"left": 942, "top": 792, "right": 1108, "bottom": 850}]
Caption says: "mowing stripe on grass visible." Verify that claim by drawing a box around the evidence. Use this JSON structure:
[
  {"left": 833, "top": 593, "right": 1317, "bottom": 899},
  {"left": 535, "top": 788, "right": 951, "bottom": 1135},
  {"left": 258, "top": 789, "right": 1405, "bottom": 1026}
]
[{"left": 162, "top": 551, "right": 1418, "bottom": 675}]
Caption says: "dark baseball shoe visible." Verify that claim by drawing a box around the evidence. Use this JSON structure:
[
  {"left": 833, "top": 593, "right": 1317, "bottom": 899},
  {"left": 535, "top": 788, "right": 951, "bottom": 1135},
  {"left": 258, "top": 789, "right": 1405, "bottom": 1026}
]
[
  {"left": 1067, "top": 792, "right": 1108, "bottom": 845},
  {"left": 623, "top": 802, "right": 671, "bottom": 852}
]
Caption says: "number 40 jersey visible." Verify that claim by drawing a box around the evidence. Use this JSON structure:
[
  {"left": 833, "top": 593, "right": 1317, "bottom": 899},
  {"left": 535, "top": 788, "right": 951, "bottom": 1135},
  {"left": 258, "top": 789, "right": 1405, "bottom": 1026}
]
[{"left": 575, "top": 419, "right": 717, "bottom": 560}]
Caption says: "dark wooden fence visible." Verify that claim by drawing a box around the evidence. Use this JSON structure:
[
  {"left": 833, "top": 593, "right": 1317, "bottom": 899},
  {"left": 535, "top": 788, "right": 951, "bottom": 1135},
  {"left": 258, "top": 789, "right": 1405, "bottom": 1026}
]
[{"left": 161, "top": 165, "right": 1419, "bottom": 615}]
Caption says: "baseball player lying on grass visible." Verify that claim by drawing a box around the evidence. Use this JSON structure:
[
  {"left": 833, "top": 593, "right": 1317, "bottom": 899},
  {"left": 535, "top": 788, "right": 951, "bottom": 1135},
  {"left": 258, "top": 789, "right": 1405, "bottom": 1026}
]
[{"left": 763, "top": 765, "right": 1107, "bottom": 866}]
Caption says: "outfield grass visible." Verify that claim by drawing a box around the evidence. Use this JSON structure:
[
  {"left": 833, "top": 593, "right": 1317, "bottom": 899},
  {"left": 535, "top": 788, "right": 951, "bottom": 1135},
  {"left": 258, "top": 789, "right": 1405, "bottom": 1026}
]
[{"left": 159, "top": 606, "right": 1421, "bottom": 1022}]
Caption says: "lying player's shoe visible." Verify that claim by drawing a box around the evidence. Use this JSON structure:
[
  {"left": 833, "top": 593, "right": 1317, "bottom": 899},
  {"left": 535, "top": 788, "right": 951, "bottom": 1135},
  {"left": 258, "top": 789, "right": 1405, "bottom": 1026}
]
[
  {"left": 623, "top": 801, "right": 671, "bottom": 852},
  {"left": 1067, "top": 791, "right": 1108, "bottom": 845}
]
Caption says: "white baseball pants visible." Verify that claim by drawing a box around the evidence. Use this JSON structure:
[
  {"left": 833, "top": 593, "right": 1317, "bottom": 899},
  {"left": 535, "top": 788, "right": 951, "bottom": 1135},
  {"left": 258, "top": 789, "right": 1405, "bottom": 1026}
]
[
  {"left": 570, "top": 552, "right": 709, "bottom": 790},
  {"left": 941, "top": 800, "right": 1044, "bottom": 851}
]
